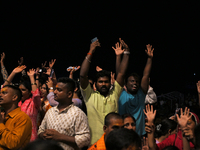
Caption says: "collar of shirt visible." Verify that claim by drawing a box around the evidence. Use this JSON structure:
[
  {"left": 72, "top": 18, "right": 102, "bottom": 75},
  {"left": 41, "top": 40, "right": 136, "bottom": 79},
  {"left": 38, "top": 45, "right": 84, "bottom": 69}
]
[
  {"left": 55, "top": 103, "right": 73, "bottom": 113},
  {"left": 6, "top": 107, "right": 21, "bottom": 119}
]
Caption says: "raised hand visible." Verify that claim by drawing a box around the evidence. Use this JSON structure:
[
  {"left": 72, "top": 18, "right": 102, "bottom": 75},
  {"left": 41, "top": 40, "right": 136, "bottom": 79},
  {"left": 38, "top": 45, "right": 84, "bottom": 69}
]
[
  {"left": 176, "top": 107, "right": 192, "bottom": 128},
  {"left": 41, "top": 61, "right": 47, "bottom": 68},
  {"left": 12, "top": 65, "right": 26, "bottom": 74},
  {"left": 196, "top": 81, "right": 200, "bottom": 94},
  {"left": 27, "top": 68, "right": 36, "bottom": 77},
  {"left": 119, "top": 38, "right": 129, "bottom": 51},
  {"left": 1, "top": 52, "right": 5, "bottom": 64},
  {"left": 18, "top": 57, "right": 24, "bottom": 66},
  {"left": 96, "top": 66, "right": 103, "bottom": 72},
  {"left": 143, "top": 104, "right": 156, "bottom": 123},
  {"left": 49, "top": 59, "right": 56, "bottom": 69},
  {"left": 142, "top": 137, "right": 149, "bottom": 150},
  {"left": 145, "top": 44, "right": 154, "bottom": 58},
  {"left": 70, "top": 66, "right": 80, "bottom": 73},
  {"left": 112, "top": 42, "right": 125, "bottom": 55},
  {"left": 89, "top": 40, "right": 101, "bottom": 53}
]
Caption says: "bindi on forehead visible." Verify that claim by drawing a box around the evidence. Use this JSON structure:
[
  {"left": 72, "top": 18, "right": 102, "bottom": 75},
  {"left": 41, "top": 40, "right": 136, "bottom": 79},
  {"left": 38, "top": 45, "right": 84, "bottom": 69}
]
[{"left": 1, "top": 87, "right": 8, "bottom": 92}]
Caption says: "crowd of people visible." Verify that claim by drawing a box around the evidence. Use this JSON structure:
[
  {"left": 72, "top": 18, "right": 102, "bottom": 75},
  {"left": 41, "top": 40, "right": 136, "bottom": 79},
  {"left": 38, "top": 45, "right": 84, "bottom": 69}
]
[{"left": 0, "top": 38, "right": 200, "bottom": 150}]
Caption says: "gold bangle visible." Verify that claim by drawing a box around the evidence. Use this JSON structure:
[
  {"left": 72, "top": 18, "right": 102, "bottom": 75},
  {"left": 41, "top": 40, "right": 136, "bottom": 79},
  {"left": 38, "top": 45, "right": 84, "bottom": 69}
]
[{"left": 31, "top": 83, "right": 37, "bottom": 85}]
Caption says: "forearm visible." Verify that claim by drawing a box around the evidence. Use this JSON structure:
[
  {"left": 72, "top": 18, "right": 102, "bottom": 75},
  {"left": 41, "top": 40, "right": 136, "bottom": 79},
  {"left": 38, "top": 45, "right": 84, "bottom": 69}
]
[
  {"left": 80, "top": 53, "right": 92, "bottom": 89},
  {"left": 3, "top": 71, "right": 16, "bottom": 86},
  {"left": 116, "top": 55, "right": 121, "bottom": 75},
  {"left": 1, "top": 65, "right": 8, "bottom": 81},
  {"left": 143, "top": 57, "right": 152, "bottom": 77},
  {"left": 29, "top": 76, "right": 37, "bottom": 92},
  {"left": 47, "top": 92, "right": 59, "bottom": 106},
  {"left": 69, "top": 72, "right": 73, "bottom": 79},
  {"left": 56, "top": 134, "right": 77, "bottom": 148}
]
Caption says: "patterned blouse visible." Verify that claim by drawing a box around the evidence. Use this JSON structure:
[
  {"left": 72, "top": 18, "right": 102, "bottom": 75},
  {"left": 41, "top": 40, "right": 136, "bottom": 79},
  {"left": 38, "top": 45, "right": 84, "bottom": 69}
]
[{"left": 18, "top": 88, "right": 41, "bottom": 141}]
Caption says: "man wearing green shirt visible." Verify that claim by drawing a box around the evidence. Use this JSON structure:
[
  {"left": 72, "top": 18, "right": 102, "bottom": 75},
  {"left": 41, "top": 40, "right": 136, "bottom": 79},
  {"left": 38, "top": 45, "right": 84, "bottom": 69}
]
[{"left": 80, "top": 38, "right": 129, "bottom": 144}]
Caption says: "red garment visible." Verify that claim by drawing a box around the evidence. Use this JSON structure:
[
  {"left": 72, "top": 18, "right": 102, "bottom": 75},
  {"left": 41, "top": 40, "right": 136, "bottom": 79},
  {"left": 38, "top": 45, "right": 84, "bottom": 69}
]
[
  {"left": 18, "top": 89, "right": 41, "bottom": 141},
  {"left": 156, "top": 129, "right": 195, "bottom": 150}
]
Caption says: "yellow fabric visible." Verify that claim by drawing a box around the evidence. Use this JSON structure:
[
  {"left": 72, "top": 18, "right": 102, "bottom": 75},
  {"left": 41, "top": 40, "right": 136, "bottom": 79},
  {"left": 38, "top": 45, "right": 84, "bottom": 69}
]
[
  {"left": 88, "top": 133, "right": 106, "bottom": 150},
  {"left": 0, "top": 107, "right": 32, "bottom": 150},
  {"left": 81, "top": 81, "right": 123, "bottom": 144}
]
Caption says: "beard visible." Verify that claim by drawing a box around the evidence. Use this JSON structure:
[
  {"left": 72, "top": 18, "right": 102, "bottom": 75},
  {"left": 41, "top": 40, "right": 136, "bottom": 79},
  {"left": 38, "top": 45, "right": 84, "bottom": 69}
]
[{"left": 96, "top": 85, "right": 110, "bottom": 96}]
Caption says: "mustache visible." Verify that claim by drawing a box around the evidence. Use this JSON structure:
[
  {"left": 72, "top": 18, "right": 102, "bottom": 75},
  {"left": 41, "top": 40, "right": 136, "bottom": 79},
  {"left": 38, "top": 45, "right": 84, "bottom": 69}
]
[{"left": 101, "top": 86, "right": 108, "bottom": 89}]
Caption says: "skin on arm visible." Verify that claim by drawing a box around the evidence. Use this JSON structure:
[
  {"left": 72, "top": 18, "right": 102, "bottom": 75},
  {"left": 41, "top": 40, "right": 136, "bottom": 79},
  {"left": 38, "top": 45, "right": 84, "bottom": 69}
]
[
  {"left": 1, "top": 52, "right": 8, "bottom": 81},
  {"left": 144, "top": 104, "right": 156, "bottom": 150},
  {"left": 115, "top": 38, "right": 129, "bottom": 87},
  {"left": 196, "top": 81, "right": 200, "bottom": 106},
  {"left": 176, "top": 107, "right": 192, "bottom": 150},
  {"left": 141, "top": 44, "right": 154, "bottom": 94},
  {"left": 112, "top": 39, "right": 125, "bottom": 75},
  {"left": 18, "top": 57, "right": 26, "bottom": 76},
  {"left": 69, "top": 66, "right": 80, "bottom": 79},
  {"left": 27, "top": 68, "right": 37, "bottom": 92},
  {"left": 80, "top": 40, "right": 100, "bottom": 89},
  {"left": 3, "top": 65, "right": 26, "bottom": 86}
]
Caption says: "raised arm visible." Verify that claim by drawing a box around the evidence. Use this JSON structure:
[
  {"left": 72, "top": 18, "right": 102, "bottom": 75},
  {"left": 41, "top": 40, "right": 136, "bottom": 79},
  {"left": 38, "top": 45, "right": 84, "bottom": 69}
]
[
  {"left": 144, "top": 104, "right": 156, "bottom": 150},
  {"left": 196, "top": 81, "right": 200, "bottom": 106},
  {"left": 69, "top": 66, "right": 80, "bottom": 79},
  {"left": 1, "top": 52, "right": 8, "bottom": 81},
  {"left": 115, "top": 38, "right": 129, "bottom": 87},
  {"left": 176, "top": 107, "right": 192, "bottom": 150},
  {"left": 141, "top": 44, "right": 154, "bottom": 94},
  {"left": 80, "top": 40, "right": 100, "bottom": 89},
  {"left": 18, "top": 57, "right": 26, "bottom": 76},
  {"left": 112, "top": 39, "right": 125, "bottom": 75},
  {"left": 3, "top": 65, "right": 26, "bottom": 86},
  {"left": 27, "top": 68, "right": 37, "bottom": 92}
]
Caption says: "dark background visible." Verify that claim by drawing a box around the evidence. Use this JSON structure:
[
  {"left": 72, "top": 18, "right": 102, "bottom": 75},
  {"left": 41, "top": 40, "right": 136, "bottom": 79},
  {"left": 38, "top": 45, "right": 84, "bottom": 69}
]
[{"left": 1, "top": 1, "right": 200, "bottom": 95}]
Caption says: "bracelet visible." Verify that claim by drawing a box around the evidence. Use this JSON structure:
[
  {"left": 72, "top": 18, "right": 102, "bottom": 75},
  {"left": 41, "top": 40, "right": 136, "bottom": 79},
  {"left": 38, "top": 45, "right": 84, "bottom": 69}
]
[
  {"left": 49, "top": 87, "right": 54, "bottom": 90},
  {"left": 31, "top": 83, "right": 37, "bottom": 85},
  {"left": 6, "top": 80, "right": 11, "bottom": 84},
  {"left": 85, "top": 56, "right": 91, "bottom": 63},
  {"left": 35, "top": 78, "right": 39, "bottom": 80},
  {"left": 124, "top": 51, "right": 130, "bottom": 55},
  {"left": 87, "top": 52, "right": 92, "bottom": 56}
]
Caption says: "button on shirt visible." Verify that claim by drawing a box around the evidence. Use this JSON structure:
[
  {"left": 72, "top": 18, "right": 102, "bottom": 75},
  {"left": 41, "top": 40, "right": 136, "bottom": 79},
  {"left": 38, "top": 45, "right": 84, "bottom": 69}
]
[
  {"left": 38, "top": 104, "right": 90, "bottom": 150},
  {"left": 80, "top": 81, "right": 123, "bottom": 144}
]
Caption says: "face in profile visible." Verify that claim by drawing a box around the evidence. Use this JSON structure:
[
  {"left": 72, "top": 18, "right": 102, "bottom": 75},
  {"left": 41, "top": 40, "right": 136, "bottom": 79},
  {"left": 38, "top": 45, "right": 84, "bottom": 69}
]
[
  {"left": 126, "top": 76, "right": 140, "bottom": 94},
  {"left": 95, "top": 76, "right": 111, "bottom": 96},
  {"left": 123, "top": 116, "right": 136, "bottom": 131}
]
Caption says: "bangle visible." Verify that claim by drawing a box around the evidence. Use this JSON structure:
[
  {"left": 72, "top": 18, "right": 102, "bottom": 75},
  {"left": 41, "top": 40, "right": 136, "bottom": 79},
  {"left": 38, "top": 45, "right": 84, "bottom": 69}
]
[
  {"left": 49, "top": 87, "right": 54, "bottom": 90},
  {"left": 31, "top": 83, "right": 37, "bottom": 85},
  {"left": 124, "top": 51, "right": 130, "bottom": 55},
  {"left": 85, "top": 56, "right": 91, "bottom": 63},
  {"left": 6, "top": 80, "right": 11, "bottom": 84},
  {"left": 87, "top": 53, "right": 92, "bottom": 56}
]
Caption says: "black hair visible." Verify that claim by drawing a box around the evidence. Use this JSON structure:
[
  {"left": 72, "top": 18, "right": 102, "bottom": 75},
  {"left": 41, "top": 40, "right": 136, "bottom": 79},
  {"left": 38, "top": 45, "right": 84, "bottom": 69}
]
[
  {"left": 105, "top": 128, "right": 141, "bottom": 150},
  {"left": 104, "top": 112, "right": 122, "bottom": 126},
  {"left": 19, "top": 75, "right": 32, "bottom": 93},
  {"left": 95, "top": 70, "right": 111, "bottom": 82},
  {"left": 162, "top": 146, "right": 179, "bottom": 150},
  {"left": 3, "top": 85, "right": 22, "bottom": 102},
  {"left": 155, "top": 118, "right": 177, "bottom": 138},
  {"left": 57, "top": 77, "right": 75, "bottom": 93},
  {"left": 22, "top": 139, "right": 64, "bottom": 150},
  {"left": 121, "top": 113, "right": 136, "bottom": 123},
  {"left": 194, "top": 124, "right": 200, "bottom": 149},
  {"left": 125, "top": 73, "right": 141, "bottom": 85}
]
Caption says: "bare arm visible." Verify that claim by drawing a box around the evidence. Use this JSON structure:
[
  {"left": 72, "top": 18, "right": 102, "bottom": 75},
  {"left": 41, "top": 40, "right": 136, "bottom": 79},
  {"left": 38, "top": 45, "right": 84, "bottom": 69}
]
[
  {"left": 196, "top": 81, "right": 200, "bottom": 106},
  {"left": 27, "top": 68, "right": 37, "bottom": 92},
  {"left": 115, "top": 38, "right": 129, "bottom": 87},
  {"left": 80, "top": 40, "right": 100, "bottom": 89},
  {"left": 1, "top": 52, "right": 8, "bottom": 81},
  {"left": 112, "top": 40, "right": 124, "bottom": 75},
  {"left": 69, "top": 66, "right": 80, "bottom": 79},
  {"left": 3, "top": 65, "right": 26, "bottom": 86},
  {"left": 144, "top": 104, "right": 157, "bottom": 150},
  {"left": 141, "top": 44, "right": 154, "bottom": 94}
]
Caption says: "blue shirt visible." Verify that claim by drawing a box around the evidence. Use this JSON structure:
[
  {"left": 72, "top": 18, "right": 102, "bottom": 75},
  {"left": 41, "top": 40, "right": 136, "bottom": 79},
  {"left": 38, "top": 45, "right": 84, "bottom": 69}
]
[{"left": 118, "top": 88, "right": 146, "bottom": 136}]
